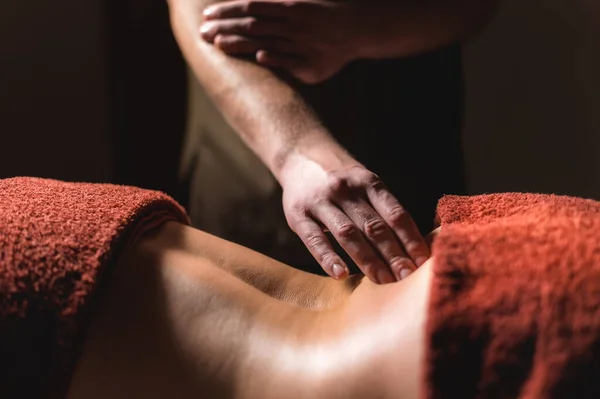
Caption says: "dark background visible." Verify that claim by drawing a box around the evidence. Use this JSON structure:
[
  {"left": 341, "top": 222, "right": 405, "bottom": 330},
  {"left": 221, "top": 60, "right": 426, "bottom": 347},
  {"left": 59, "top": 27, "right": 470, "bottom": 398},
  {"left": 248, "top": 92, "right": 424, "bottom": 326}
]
[
  {"left": 0, "top": 0, "right": 187, "bottom": 199},
  {"left": 1, "top": 0, "right": 599, "bottom": 200}
]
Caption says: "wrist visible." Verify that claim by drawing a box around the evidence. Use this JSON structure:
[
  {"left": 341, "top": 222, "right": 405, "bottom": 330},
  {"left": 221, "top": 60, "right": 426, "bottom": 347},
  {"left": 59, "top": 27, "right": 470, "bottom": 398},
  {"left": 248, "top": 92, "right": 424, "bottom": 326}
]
[{"left": 275, "top": 142, "right": 359, "bottom": 187}]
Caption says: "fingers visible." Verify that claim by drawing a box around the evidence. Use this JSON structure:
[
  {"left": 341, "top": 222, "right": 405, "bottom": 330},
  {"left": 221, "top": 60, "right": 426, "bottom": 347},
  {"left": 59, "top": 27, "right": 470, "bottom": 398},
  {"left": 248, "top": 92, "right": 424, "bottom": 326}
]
[
  {"left": 204, "top": 1, "right": 298, "bottom": 20},
  {"left": 293, "top": 218, "right": 350, "bottom": 280},
  {"left": 200, "top": 30, "right": 311, "bottom": 83},
  {"left": 338, "top": 197, "right": 416, "bottom": 281},
  {"left": 366, "top": 181, "right": 431, "bottom": 267},
  {"left": 312, "top": 205, "right": 396, "bottom": 285},
  {"left": 212, "top": 34, "right": 264, "bottom": 54},
  {"left": 200, "top": 18, "right": 296, "bottom": 42},
  {"left": 209, "top": 34, "right": 298, "bottom": 58},
  {"left": 256, "top": 50, "right": 302, "bottom": 69}
]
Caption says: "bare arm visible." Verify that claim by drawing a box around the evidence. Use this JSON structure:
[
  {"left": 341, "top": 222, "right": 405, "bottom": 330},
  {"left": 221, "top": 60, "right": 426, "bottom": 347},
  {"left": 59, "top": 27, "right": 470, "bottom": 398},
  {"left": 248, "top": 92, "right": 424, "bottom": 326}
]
[
  {"left": 354, "top": 0, "right": 501, "bottom": 59},
  {"left": 200, "top": 0, "right": 500, "bottom": 83},
  {"left": 168, "top": 0, "right": 352, "bottom": 179},
  {"left": 169, "top": 0, "right": 433, "bottom": 284}
]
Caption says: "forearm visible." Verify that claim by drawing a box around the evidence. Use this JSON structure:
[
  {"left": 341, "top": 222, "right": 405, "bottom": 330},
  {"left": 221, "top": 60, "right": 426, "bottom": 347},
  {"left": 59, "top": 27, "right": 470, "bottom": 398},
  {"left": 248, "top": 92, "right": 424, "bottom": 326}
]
[
  {"left": 355, "top": 0, "right": 499, "bottom": 59},
  {"left": 168, "top": 0, "right": 349, "bottom": 179}
]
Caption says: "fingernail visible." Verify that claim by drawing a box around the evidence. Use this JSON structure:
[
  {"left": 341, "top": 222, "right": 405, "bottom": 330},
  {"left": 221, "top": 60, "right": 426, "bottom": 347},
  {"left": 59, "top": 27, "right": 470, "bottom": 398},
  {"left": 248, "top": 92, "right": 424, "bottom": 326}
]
[
  {"left": 377, "top": 269, "right": 396, "bottom": 284},
  {"left": 400, "top": 268, "right": 413, "bottom": 280},
  {"left": 332, "top": 263, "right": 348, "bottom": 279},
  {"left": 203, "top": 7, "right": 215, "bottom": 17},
  {"left": 200, "top": 23, "right": 211, "bottom": 34}
]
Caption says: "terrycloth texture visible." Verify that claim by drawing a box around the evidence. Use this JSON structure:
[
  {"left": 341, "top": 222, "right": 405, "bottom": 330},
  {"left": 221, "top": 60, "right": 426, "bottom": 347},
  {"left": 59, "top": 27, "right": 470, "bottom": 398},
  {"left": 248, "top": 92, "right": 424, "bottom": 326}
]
[
  {"left": 425, "top": 193, "right": 600, "bottom": 399},
  {"left": 0, "top": 177, "right": 190, "bottom": 399}
]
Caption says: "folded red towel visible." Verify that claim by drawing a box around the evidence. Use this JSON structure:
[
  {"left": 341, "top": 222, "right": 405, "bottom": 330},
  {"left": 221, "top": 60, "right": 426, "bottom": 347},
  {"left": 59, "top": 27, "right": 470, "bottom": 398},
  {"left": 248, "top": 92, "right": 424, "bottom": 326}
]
[
  {"left": 425, "top": 193, "right": 600, "bottom": 398},
  {"left": 0, "top": 177, "right": 189, "bottom": 399}
]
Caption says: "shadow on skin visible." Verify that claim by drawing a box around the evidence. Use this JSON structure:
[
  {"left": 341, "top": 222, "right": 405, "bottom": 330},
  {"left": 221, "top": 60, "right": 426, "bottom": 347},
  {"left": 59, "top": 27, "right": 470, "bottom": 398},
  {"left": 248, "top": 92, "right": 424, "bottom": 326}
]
[
  {"left": 69, "top": 222, "right": 434, "bottom": 398},
  {"left": 68, "top": 230, "right": 235, "bottom": 398}
]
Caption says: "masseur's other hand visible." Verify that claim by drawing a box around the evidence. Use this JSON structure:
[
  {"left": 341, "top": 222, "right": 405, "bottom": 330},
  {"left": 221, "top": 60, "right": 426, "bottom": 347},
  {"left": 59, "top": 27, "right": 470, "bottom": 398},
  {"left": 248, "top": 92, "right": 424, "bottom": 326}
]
[
  {"left": 279, "top": 156, "right": 431, "bottom": 284},
  {"left": 200, "top": 0, "right": 360, "bottom": 84}
]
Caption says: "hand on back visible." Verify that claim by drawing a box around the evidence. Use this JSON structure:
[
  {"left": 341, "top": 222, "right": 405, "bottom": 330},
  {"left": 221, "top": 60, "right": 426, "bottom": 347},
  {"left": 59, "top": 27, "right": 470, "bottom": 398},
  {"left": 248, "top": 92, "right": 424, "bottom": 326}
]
[
  {"left": 279, "top": 155, "right": 431, "bottom": 284},
  {"left": 196, "top": 0, "right": 432, "bottom": 283}
]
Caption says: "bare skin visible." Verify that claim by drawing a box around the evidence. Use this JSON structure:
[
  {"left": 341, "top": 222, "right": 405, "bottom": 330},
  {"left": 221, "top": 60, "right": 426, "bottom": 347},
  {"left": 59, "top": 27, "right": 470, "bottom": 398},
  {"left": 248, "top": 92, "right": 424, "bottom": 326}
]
[
  {"left": 68, "top": 221, "right": 433, "bottom": 399},
  {"left": 169, "top": 0, "right": 499, "bottom": 284},
  {"left": 168, "top": 0, "right": 433, "bottom": 283},
  {"left": 201, "top": 0, "right": 500, "bottom": 84}
]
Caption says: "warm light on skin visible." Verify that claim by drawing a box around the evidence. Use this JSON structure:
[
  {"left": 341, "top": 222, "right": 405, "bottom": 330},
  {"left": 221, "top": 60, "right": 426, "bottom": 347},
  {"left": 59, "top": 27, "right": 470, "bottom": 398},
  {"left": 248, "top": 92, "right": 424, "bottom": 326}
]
[
  {"left": 235, "top": 258, "right": 434, "bottom": 399},
  {"left": 70, "top": 223, "right": 433, "bottom": 399}
]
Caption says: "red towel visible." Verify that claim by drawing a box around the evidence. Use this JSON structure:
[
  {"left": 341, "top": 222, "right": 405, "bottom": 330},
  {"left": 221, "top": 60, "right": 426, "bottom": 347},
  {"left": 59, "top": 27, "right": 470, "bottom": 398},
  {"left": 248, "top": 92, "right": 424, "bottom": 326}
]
[
  {"left": 425, "top": 193, "right": 600, "bottom": 398},
  {"left": 0, "top": 177, "right": 189, "bottom": 399}
]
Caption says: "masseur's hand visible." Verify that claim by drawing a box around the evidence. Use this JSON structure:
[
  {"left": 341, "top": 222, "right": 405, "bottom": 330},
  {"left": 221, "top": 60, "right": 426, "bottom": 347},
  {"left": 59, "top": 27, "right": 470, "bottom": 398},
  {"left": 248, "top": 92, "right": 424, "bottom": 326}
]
[
  {"left": 279, "top": 154, "right": 431, "bottom": 284},
  {"left": 200, "top": 0, "right": 362, "bottom": 84}
]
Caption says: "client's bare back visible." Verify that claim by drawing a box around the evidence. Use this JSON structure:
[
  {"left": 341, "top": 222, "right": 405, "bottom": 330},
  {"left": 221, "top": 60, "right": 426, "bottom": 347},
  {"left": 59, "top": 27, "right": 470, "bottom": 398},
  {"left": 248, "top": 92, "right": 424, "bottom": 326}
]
[{"left": 69, "top": 222, "right": 430, "bottom": 399}]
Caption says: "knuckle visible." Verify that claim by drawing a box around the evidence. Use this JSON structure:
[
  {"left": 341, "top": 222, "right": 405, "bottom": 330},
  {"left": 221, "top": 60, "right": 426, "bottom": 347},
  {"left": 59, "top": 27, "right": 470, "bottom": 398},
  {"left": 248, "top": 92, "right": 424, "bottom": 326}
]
[
  {"left": 243, "top": 0, "right": 254, "bottom": 13},
  {"left": 347, "top": 164, "right": 367, "bottom": 174},
  {"left": 363, "top": 218, "right": 388, "bottom": 240},
  {"left": 245, "top": 18, "right": 259, "bottom": 33},
  {"left": 404, "top": 239, "right": 430, "bottom": 260},
  {"left": 285, "top": 214, "right": 300, "bottom": 230},
  {"left": 403, "top": 239, "right": 425, "bottom": 254},
  {"left": 388, "top": 256, "right": 412, "bottom": 272},
  {"left": 319, "top": 252, "right": 338, "bottom": 266},
  {"left": 313, "top": 197, "right": 330, "bottom": 208},
  {"left": 326, "top": 175, "right": 348, "bottom": 195},
  {"left": 364, "top": 172, "right": 382, "bottom": 188},
  {"left": 388, "top": 206, "right": 410, "bottom": 226},
  {"left": 214, "top": 34, "right": 225, "bottom": 46},
  {"left": 287, "top": 201, "right": 308, "bottom": 216},
  {"left": 337, "top": 223, "right": 359, "bottom": 240},
  {"left": 285, "top": 208, "right": 308, "bottom": 228},
  {"left": 216, "top": 35, "right": 233, "bottom": 49},
  {"left": 304, "top": 233, "right": 325, "bottom": 249}
]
